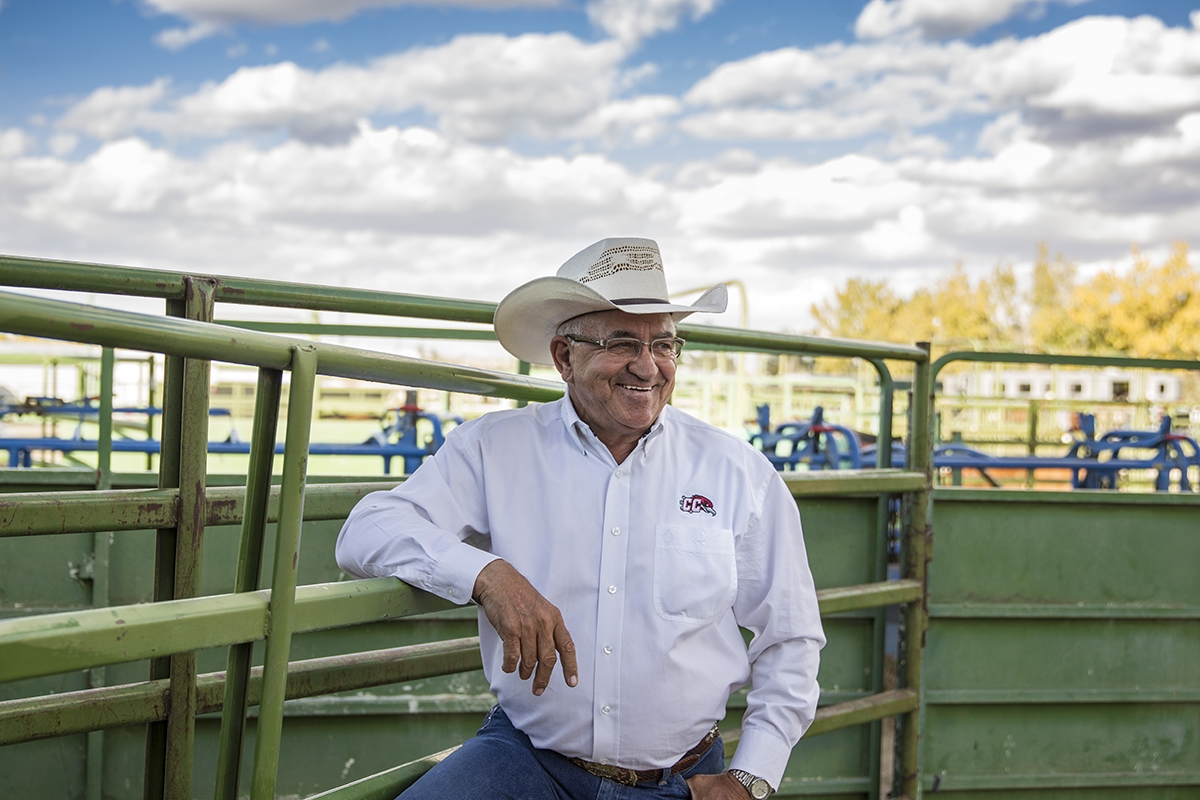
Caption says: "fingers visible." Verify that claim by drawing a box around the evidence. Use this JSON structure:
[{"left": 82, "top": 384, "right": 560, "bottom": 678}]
[
  {"left": 500, "top": 628, "right": 521, "bottom": 675},
  {"left": 531, "top": 629, "right": 558, "bottom": 694},
  {"left": 555, "top": 621, "right": 579, "bottom": 688},
  {"left": 474, "top": 560, "right": 577, "bottom": 694},
  {"left": 520, "top": 625, "right": 541, "bottom": 682}
]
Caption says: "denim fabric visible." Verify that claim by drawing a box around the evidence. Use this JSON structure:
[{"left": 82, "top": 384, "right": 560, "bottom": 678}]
[{"left": 399, "top": 705, "right": 725, "bottom": 800}]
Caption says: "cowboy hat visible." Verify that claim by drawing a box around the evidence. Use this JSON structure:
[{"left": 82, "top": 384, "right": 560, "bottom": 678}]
[{"left": 493, "top": 237, "right": 728, "bottom": 365}]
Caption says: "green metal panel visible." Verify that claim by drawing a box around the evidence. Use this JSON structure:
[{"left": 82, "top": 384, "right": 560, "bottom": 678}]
[
  {"left": 922, "top": 704, "right": 1200, "bottom": 792},
  {"left": 923, "top": 491, "right": 1200, "bottom": 798},
  {"left": 929, "top": 492, "right": 1200, "bottom": 608},
  {"left": 798, "top": 497, "right": 882, "bottom": 590}
]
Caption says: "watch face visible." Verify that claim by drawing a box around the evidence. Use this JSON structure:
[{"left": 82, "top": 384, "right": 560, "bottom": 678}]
[{"left": 749, "top": 778, "right": 771, "bottom": 799}]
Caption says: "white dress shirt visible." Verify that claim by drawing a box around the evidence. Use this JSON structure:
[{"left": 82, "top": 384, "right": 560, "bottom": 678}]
[{"left": 335, "top": 393, "right": 825, "bottom": 788}]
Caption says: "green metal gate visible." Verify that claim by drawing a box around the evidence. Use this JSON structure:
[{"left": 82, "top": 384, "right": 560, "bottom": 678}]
[{"left": 0, "top": 255, "right": 932, "bottom": 800}]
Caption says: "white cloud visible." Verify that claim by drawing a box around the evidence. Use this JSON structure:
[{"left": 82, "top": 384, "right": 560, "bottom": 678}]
[
  {"left": 144, "top": 0, "right": 563, "bottom": 27},
  {"left": 57, "top": 79, "right": 173, "bottom": 141},
  {"left": 682, "top": 39, "right": 987, "bottom": 141},
  {"left": 57, "top": 34, "right": 663, "bottom": 145},
  {"left": 855, "top": 0, "right": 1091, "bottom": 40},
  {"left": 587, "top": 0, "right": 718, "bottom": 46},
  {"left": 0, "top": 129, "right": 32, "bottom": 158},
  {"left": 860, "top": 205, "right": 934, "bottom": 259},
  {"left": 6, "top": 113, "right": 1200, "bottom": 330},
  {"left": 48, "top": 134, "right": 80, "bottom": 157},
  {"left": 683, "top": 16, "right": 1200, "bottom": 146},
  {"left": 144, "top": 0, "right": 715, "bottom": 48},
  {"left": 155, "top": 21, "right": 221, "bottom": 50}
]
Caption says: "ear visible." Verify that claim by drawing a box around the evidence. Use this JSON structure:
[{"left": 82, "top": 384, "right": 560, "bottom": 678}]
[{"left": 550, "top": 336, "right": 573, "bottom": 382}]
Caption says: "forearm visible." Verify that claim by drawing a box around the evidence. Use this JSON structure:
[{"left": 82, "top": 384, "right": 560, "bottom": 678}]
[
  {"left": 336, "top": 487, "right": 497, "bottom": 603},
  {"left": 730, "top": 636, "right": 822, "bottom": 787}
]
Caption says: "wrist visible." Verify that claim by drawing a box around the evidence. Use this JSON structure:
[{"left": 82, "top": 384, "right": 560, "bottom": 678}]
[{"left": 727, "top": 769, "right": 774, "bottom": 799}]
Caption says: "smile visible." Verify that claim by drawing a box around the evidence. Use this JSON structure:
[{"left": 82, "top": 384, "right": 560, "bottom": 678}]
[{"left": 618, "top": 384, "right": 653, "bottom": 392}]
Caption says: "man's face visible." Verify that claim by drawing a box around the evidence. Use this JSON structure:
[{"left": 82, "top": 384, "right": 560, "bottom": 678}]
[{"left": 550, "top": 310, "right": 678, "bottom": 448}]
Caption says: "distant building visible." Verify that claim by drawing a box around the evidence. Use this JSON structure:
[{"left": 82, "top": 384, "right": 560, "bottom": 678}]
[{"left": 940, "top": 368, "right": 1182, "bottom": 403}]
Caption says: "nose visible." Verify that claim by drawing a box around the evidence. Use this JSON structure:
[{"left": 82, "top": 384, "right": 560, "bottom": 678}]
[{"left": 627, "top": 344, "right": 660, "bottom": 378}]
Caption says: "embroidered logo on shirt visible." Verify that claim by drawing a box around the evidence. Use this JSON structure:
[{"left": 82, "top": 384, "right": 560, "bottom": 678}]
[{"left": 679, "top": 494, "right": 716, "bottom": 516}]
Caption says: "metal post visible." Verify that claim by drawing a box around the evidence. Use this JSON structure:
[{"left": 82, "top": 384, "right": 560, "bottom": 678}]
[
  {"left": 213, "top": 368, "right": 283, "bottom": 800},
  {"left": 868, "top": 358, "right": 894, "bottom": 799},
  {"left": 146, "top": 354, "right": 158, "bottom": 470},
  {"left": 1027, "top": 400, "right": 1039, "bottom": 488},
  {"left": 250, "top": 346, "right": 317, "bottom": 800},
  {"left": 899, "top": 343, "right": 933, "bottom": 799},
  {"left": 144, "top": 298, "right": 185, "bottom": 800},
  {"left": 950, "top": 431, "right": 963, "bottom": 486},
  {"left": 870, "top": 359, "right": 894, "bottom": 470},
  {"left": 85, "top": 347, "right": 115, "bottom": 800},
  {"left": 163, "top": 278, "right": 216, "bottom": 800}
]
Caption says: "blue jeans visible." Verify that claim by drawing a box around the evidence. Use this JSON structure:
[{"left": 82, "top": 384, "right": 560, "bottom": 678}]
[{"left": 399, "top": 706, "right": 725, "bottom": 800}]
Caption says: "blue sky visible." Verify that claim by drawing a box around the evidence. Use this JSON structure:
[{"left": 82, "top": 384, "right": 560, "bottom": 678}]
[{"left": 2, "top": 0, "right": 1200, "bottom": 333}]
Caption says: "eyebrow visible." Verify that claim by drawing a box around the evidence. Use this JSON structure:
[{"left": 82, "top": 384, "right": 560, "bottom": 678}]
[{"left": 605, "top": 329, "right": 677, "bottom": 339}]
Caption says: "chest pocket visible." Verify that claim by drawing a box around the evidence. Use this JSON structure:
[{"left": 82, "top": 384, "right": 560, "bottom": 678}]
[{"left": 653, "top": 524, "right": 737, "bottom": 624}]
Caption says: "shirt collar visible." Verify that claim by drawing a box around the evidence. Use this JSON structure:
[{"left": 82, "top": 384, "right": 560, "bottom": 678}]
[{"left": 558, "top": 387, "right": 668, "bottom": 459}]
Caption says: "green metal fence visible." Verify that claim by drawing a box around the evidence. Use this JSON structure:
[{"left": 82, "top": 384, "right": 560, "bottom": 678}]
[
  {"left": 921, "top": 352, "right": 1200, "bottom": 798},
  {"left": 0, "top": 255, "right": 933, "bottom": 800}
]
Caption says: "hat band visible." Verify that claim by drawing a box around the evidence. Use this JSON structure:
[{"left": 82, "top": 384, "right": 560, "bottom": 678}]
[{"left": 611, "top": 297, "right": 669, "bottom": 306}]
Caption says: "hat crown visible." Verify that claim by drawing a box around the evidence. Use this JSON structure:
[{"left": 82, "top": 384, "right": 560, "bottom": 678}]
[{"left": 557, "top": 237, "right": 670, "bottom": 304}]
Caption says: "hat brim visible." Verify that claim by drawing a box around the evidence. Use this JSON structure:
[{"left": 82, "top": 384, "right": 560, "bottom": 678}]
[{"left": 494, "top": 277, "right": 728, "bottom": 365}]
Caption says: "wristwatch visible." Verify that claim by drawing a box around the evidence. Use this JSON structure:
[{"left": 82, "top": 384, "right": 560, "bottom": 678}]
[{"left": 728, "top": 769, "right": 775, "bottom": 798}]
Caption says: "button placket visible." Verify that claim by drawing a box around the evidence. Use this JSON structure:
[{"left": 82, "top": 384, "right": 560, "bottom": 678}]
[{"left": 591, "top": 458, "right": 632, "bottom": 762}]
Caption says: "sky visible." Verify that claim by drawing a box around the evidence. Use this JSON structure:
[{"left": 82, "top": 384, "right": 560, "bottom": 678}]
[{"left": 3, "top": 0, "right": 1200, "bottom": 334}]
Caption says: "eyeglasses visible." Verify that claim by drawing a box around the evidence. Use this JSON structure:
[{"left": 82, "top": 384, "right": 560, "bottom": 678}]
[{"left": 565, "top": 334, "right": 686, "bottom": 361}]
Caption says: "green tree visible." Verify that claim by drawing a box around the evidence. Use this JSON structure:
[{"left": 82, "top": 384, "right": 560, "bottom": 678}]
[
  {"left": 1027, "top": 244, "right": 1082, "bottom": 351},
  {"left": 1067, "top": 243, "right": 1200, "bottom": 358},
  {"left": 810, "top": 278, "right": 901, "bottom": 342},
  {"left": 813, "top": 242, "right": 1198, "bottom": 359},
  {"left": 811, "top": 264, "right": 1020, "bottom": 351}
]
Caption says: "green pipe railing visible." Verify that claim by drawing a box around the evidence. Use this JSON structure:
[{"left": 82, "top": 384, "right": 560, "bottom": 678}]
[
  {"left": 0, "top": 256, "right": 933, "bottom": 800},
  {"left": 932, "top": 350, "right": 1200, "bottom": 379}
]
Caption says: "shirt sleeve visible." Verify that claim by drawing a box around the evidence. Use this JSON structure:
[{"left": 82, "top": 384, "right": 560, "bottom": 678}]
[
  {"left": 335, "top": 426, "right": 501, "bottom": 604},
  {"left": 728, "top": 468, "right": 826, "bottom": 789}
]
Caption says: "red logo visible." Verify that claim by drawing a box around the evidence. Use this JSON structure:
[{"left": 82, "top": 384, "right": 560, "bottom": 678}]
[{"left": 680, "top": 494, "right": 716, "bottom": 515}]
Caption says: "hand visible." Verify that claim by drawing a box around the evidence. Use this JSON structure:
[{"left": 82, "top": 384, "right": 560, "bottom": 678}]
[
  {"left": 472, "top": 559, "right": 579, "bottom": 696},
  {"left": 685, "top": 772, "right": 752, "bottom": 800}
]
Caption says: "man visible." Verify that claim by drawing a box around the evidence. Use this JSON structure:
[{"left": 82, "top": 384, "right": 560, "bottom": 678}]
[{"left": 336, "top": 237, "right": 825, "bottom": 799}]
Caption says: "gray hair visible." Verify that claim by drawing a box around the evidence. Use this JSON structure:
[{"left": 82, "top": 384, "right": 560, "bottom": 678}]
[{"left": 555, "top": 314, "right": 599, "bottom": 338}]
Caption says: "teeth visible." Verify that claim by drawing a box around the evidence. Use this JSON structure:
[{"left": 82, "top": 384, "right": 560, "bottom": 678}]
[{"left": 619, "top": 384, "right": 652, "bottom": 392}]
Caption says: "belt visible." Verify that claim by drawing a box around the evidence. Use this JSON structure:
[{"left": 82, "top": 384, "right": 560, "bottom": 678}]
[{"left": 569, "top": 723, "right": 720, "bottom": 787}]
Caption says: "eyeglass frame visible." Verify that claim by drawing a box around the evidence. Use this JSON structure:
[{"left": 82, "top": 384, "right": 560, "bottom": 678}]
[{"left": 564, "top": 333, "right": 686, "bottom": 361}]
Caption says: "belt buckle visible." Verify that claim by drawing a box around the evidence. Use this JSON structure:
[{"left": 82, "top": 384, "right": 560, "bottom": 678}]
[
  {"left": 596, "top": 764, "right": 639, "bottom": 787},
  {"left": 616, "top": 766, "right": 640, "bottom": 787}
]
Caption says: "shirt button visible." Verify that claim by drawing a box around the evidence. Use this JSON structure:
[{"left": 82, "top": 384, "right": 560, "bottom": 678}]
[
  {"left": 614, "top": 469, "right": 622, "bottom": 478},
  {"left": 448, "top": 588, "right": 456, "bottom": 597},
  {"left": 608, "top": 585, "right": 617, "bottom": 594},
  {"left": 611, "top": 526, "right": 620, "bottom": 535},
  {"left": 601, "top": 705, "right": 611, "bottom": 715},
  {"left": 604, "top": 645, "right": 613, "bottom": 654}
]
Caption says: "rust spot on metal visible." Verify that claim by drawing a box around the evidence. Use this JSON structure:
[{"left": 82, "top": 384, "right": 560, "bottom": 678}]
[
  {"left": 115, "top": 619, "right": 126, "bottom": 625},
  {"left": 292, "top": 552, "right": 298, "bottom": 569},
  {"left": 69, "top": 322, "right": 95, "bottom": 331},
  {"left": 222, "top": 285, "right": 246, "bottom": 295}
]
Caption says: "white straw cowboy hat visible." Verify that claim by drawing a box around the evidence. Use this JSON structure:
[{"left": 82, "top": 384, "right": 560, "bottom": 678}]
[{"left": 494, "top": 237, "right": 728, "bottom": 365}]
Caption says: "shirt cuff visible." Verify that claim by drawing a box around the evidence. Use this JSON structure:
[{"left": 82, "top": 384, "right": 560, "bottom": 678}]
[
  {"left": 427, "top": 542, "right": 501, "bottom": 604},
  {"left": 728, "top": 725, "right": 794, "bottom": 791}
]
